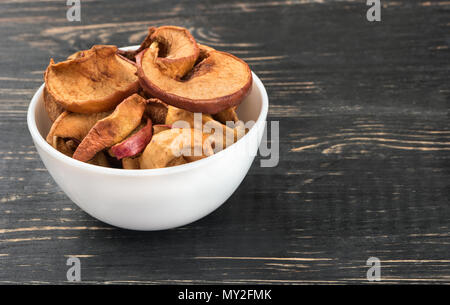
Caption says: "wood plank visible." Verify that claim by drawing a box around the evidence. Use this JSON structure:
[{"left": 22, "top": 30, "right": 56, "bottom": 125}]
[{"left": 0, "top": 0, "right": 448, "bottom": 284}]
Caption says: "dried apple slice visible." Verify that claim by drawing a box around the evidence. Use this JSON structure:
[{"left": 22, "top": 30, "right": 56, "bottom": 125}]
[
  {"left": 164, "top": 105, "right": 212, "bottom": 126},
  {"left": 87, "top": 152, "right": 110, "bottom": 167},
  {"left": 213, "top": 107, "right": 239, "bottom": 124},
  {"left": 141, "top": 26, "right": 200, "bottom": 80},
  {"left": 139, "top": 128, "right": 213, "bottom": 169},
  {"left": 167, "top": 156, "right": 187, "bottom": 167},
  {"left": 110, "top": 118, "right": 153, "bottom": 160},
  {"left": 121, "top": 26, "right": 199, "bottom": 77},
  {"left": 46, "top": 111, "right": 111, "bottom": 146},
  {"left": 52, "top": 138, "right": 80, "bottom": 158},
  {"left": 65, "top": 139, "right": 79, "bottom": 152},
  {"left": 43, "top": 85, "right": 64, "bottom": 122},
  {"left": 198, "top": 44, "right": 215, "bottom": 56},
  {"left": 153, "top": 124, "right": 172, "bottom": 134},
  {"left": 118, "top": 27, "right": 157, "bottom": 61},
  {"left": 137, "top": 45, "right": 252, "bottom": 114},
  {"left": 107, "top": 121, "right": 145, "bottom": 158},
  {"left": 164, "top": 106, "right": 238, "bottom": 149},
  {"left": 145, "top": 98, "right": 168, "bottom": 124},
  {"left": 53, "top": 137, "right": 76, "bottom": 157},
  {"left": 120, "top": 26, "right": 200, "bottom": 70},
  {"left": 73, "top": 94, "right": 146, "bottom": 162},
  {"left": 122, "top": 156, "right": 141, "bottom": 169},
  {"left": 45, "top": 45, "right": 140, "bottom": 113}
]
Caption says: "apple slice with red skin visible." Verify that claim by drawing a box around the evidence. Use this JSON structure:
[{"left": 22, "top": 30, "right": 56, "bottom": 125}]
[
  {"left": 73, "top": 94, "right": 146, "bottom": 162},
  {"left": 136, "top": 46, "right": 252, "bottom": 114},
  {"left": 110, "top": 118, "right": 153, "bottom": 160}
]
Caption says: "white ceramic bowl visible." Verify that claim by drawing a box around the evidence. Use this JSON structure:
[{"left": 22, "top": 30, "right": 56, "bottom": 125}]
[{"left": 27, "top": 48, "right": 268, "bottom": 230}]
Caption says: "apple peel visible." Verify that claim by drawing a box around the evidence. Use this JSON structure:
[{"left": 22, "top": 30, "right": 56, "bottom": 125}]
[{"left": 111, "top": 118, "right": 153, "bottom": 160}]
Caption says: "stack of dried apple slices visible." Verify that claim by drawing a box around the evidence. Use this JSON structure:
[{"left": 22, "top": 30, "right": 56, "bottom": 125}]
[{"left": 44, "top": 26, "right": 252, "bottom": 169}]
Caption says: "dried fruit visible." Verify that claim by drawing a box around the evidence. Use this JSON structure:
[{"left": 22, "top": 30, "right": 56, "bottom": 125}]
[
  {"left": 45, "top": 45, "right": 140, "bottom": 113},
  {"left": 87, "top": 152, "right": 110, "bottom": 167},
  {"left": 153, "top": 124, "right": 172, "bottom": 135},
  {"left": 110, "top": 118, "right": 153, "bottom": 160},
  {"left": 72, "top": 94, "right": 146, "bottom": 162},
  {"left": 145, "top": 98, "right": 168, "bottom": 124},
  {"left": 122, "top": 156, "right": 141, "bottom": 169},
  {"left": 43, "top": 85, "right": 64, "bottom": 122},
  {"left": 118, "top": 27, "right": 157, "bottom": 62},
  {"left": 46, "top": 111, "right": 111, "bottom": 146},
  {"left": 137, "top": 41, "right": 252, "bottom": 114},
  {"left": 43, "top": 25, "right": 252, "bottom": 169},
  {"left": 198, "top": 44, "right": 215, "bottom": 57},
  {"left": 165, "top": 106, "right": 239, "bottom": 149},
  {"left": 213, "top": 107, "right": 239, "bottom": 124},
  {"left": 139, "top": 128, "right": 213, "bottom": 169},
  {"left": 53, "top": 137, "right": 76, "bottom": 157},
  {"left": 150, "top": 26, "right": 199, "bottom": 79}
]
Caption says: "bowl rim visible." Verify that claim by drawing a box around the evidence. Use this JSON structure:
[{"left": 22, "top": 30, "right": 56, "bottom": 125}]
[{"left": 27, "top": 54, "right": 269, "bottom": 177}]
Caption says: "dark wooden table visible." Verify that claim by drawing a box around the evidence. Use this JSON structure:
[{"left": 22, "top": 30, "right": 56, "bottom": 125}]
[{"left": 0, "top": 0, "right": 448, "bottom": 284}]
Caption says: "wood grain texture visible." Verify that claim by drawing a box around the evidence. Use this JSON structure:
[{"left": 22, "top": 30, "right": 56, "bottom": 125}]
[{"left": 0, "top": 0, "right": 449, "bottom": 284}]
